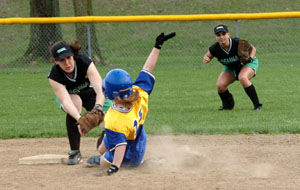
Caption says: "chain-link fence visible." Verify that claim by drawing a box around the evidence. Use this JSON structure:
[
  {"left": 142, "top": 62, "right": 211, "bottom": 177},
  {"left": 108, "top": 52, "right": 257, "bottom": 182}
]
[{"left": 0, "top": 17, "right": 300, "bottom": 73}]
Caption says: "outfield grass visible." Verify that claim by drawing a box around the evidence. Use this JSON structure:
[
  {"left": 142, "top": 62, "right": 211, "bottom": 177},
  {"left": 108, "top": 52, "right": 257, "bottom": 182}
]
[
  {"left": 1, "top": 53, "right": 300, "bottom": 139},
  {"left": 1, "top": 1, "right": 300, "bottom": 138}
]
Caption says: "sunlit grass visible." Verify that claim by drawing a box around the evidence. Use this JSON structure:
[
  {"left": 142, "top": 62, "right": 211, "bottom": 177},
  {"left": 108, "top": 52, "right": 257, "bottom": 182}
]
[{"left": 1, "top": 54, "right": 300, "bottom": 138}]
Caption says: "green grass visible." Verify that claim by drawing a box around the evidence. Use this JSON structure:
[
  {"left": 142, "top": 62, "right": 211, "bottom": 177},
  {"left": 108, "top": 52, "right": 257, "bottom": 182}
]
[
  {"left": 1, "top": 53, "right": 300, "bottom": 138},
  {"left": 147, "top": 55, "right": 300, "bottom": 135},
  {"left": 1, "top": 1, "right": 300, "bottom": 138}
]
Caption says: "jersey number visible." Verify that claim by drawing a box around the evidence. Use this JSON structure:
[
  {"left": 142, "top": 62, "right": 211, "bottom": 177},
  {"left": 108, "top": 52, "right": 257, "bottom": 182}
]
[{"left": 133, "top": 108, "right": 143, "bottom": 138}]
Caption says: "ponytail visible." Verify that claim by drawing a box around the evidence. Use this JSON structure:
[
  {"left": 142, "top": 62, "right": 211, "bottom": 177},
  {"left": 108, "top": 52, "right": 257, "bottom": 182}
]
[{"left": 69, "top": 40, "right": 81, "bottom": 59}]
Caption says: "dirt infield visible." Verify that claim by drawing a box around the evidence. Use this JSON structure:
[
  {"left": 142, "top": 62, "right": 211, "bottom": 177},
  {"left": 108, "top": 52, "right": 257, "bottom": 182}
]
[{"left": 1, "top": 135, "right": 300, "bottom": 190}]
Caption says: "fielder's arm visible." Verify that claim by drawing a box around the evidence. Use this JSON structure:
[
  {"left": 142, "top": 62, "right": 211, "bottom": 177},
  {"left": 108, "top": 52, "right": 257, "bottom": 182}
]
[
  {"left": 87, "top": 62, "right": 105, "bottom": 107},
  {"left": 203, "top": 51, "right": 213, "bottom": 64},
  {"left": 49, "top": 79, "right": 81, "bottom": 121},
  {"left": 249, "top": 45, "right": 256, "bottom": 59}
]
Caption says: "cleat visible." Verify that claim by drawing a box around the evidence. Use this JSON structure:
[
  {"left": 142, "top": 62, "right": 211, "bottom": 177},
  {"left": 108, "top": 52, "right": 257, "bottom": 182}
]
[
  {"left": 218, "top": 106, "right": 233, "bottom": 111},
  {"left": 66, "top": 150, "right": 82, "bottom": 165},
  {"left": 86, "top": 155, "right": 101, "bottom": 167},
  {"left": 254, "top": 104, "right": 262, "bottom": 111}
]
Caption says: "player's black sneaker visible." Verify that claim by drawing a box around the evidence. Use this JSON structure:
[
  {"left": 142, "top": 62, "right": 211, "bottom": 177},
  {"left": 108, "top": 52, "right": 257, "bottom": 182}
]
[
  {"left": 218, "top": 106, "right": 233, "bottom": 111},
  {"left": 86, "top": 155, "right": 101, "bottom": 167},
  {"left": 66, "top": 150, "right": 82, "bottom": 165},
  {"left": 254, "top": 104, "right": 262, "bottom": 111}
]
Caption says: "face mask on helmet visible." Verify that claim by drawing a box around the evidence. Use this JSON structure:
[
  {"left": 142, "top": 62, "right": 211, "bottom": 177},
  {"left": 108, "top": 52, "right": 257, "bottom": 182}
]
[{"left": 104, "top": 69, "right": 133, "bottom": 100}]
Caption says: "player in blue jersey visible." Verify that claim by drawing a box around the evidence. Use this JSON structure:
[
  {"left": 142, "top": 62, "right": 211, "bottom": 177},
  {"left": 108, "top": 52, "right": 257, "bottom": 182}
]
[
  {"left": 203, "top": 24, "right": 262, "bottom": 111},
  {"left": 84, "top": 32, "right": 176, "bottom": 175}
]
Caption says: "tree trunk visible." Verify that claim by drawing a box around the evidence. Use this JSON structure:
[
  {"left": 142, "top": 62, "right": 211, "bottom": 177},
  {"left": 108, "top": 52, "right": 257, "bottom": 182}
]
[
  {"left": 24, "top": 0, "right": 62, "bottom": 63},
  {"left": 73, "top": 0, "right": 104, "bottom": 64}
]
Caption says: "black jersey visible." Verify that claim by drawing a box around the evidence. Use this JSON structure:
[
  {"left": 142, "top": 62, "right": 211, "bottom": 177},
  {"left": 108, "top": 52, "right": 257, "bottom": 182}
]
[
  {"left": 209, "top": 37, "right": 241, "bottom": 69},
  {"left": 48, "top": 55, "right": 92, "bottom": 94}
]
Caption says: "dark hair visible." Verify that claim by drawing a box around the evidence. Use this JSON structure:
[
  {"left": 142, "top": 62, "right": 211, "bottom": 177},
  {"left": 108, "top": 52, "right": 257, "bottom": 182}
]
[{"left": 69, "top": 40, "right": 81, "bottom": 59}]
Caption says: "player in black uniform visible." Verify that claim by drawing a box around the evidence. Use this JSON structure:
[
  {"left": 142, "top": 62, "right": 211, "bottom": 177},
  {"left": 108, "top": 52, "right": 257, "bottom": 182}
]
[
  {"left": 203, "top": 24, "right": 262, "bottom": 110},
  {"left": 48, "top": 40, "right": 108, "bottom": 165}
]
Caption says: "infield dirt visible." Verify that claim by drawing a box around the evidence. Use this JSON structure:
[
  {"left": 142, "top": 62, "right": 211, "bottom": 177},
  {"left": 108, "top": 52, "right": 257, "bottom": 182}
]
[{"left": 1, "top": 135, "right": 300, "bottom": 190}]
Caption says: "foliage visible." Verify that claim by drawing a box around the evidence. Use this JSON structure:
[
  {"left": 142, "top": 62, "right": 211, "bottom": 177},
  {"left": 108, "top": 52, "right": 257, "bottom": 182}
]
[{"left": 1, "top": 1, "right": 300, "bottom": 68}]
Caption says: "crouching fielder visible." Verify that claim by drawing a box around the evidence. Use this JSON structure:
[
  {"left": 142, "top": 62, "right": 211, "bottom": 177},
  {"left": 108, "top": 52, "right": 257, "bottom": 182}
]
[{"left": 84, "top": 32, "right": 176, "bottom": 175}]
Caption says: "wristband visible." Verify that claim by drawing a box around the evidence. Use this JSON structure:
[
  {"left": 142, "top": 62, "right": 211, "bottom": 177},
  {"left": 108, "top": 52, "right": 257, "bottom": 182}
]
[
  {"left": 154, "top": 43, "right": 162, "bottom": 49},
  {"left": 107, "top": 165, "right": 119, "bottom": 175},
  {"left": 247, "top": 57, "right": 253, "bottom": 63},
  {"left": 94, "top": 104, "right": 103, "bottom": 110}
]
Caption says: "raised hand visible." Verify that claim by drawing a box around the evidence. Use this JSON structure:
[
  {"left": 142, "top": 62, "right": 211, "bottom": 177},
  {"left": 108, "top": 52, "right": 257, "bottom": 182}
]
[{"left": 154, "top": 32, "right": 176, "bottom": 49}]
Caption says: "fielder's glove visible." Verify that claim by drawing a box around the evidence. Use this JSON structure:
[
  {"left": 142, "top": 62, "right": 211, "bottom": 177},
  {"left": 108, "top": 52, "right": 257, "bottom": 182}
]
[
  {"left": 107, "top": 165, "right": 119, "bottom": 176},
  {"left": 154, "top": 32, "right": 176, "bottom": 49},
  {"left": 237, "top": 39, "right": 253, "bottom": 64},
  {"left": 77, "top": 104, "right": 105, "bottom": 135}
]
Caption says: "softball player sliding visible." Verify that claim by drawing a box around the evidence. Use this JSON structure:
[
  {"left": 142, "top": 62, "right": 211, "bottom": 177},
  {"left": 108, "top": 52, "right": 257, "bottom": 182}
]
[
  {"left": 86, "top": 32, "right": 176, "bottom": 175},
  {"left": 203, "top": 24, "right": 262, "bottom": 110}
]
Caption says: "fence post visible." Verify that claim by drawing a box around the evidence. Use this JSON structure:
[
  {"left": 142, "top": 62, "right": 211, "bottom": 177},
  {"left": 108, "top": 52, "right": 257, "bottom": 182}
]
[
  {"left": 235, "top": 20, "right": 239, "bottom": 38},
  {"left": 87, "top": 23, "right": 92, "bottom": 58}
]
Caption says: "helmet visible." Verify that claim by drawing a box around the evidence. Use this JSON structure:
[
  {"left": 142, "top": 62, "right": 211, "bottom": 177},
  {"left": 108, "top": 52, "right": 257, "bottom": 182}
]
[
  {"left": 102, "top": 78, "right": 106, "bottom": 94},
  {"left": 104, "top": 69, "right": 133, "bottom": 100}
]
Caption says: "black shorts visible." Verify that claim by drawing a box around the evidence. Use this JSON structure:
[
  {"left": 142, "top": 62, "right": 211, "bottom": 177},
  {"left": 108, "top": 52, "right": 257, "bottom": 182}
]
[{"left": 54, "top": 87, "right": 96, "bottom": 112}]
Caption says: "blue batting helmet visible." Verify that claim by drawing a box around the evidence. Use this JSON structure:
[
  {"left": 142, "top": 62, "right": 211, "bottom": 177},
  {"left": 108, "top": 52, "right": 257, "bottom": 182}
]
[
  {"left": 102, "top": 79, "right": 106, "bottom": 94},
  {"left": 104, "top": 69, "right": 133, "bottom": 100}
]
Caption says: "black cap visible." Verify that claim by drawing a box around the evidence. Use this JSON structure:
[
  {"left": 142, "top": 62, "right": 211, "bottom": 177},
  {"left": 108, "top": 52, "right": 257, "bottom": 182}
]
[
  {"left": 214, "top": 24, "right": 229, "bottom": 35},
  {"left": 50, "top": 41, "right": 74, "bottom": 61}
]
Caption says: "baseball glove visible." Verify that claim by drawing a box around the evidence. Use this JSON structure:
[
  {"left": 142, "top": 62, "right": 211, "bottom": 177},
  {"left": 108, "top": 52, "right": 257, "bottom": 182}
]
[
  {"left": 237, "top": 39, "right": 253, "bottom": 64},
  {"left": 77, "top": 106, "right": 105, "bottom": 135}
]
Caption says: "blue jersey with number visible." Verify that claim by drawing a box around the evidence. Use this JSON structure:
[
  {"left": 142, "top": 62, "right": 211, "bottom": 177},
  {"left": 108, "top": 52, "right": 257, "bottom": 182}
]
[{"left": 103, "top": 70, "right": 155, "bottom": 166}]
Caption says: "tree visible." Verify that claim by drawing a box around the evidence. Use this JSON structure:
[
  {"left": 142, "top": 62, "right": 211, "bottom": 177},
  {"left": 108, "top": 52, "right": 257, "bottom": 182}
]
[
  {"left": 24, "top": 0, "right": 62, "bottom": 63},
  {"left": 73, "top": 0, "right": 104, "bottom": 64}
]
